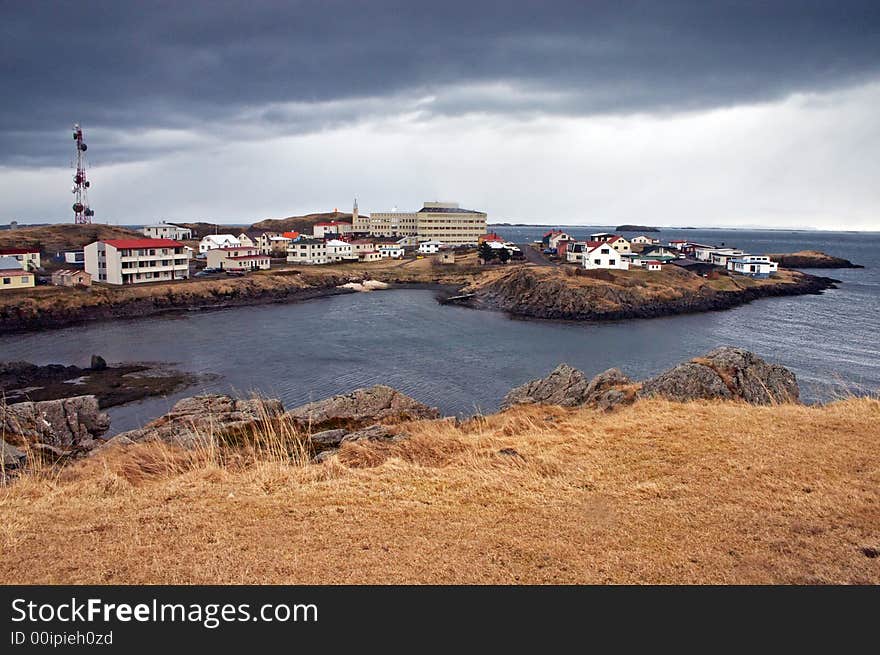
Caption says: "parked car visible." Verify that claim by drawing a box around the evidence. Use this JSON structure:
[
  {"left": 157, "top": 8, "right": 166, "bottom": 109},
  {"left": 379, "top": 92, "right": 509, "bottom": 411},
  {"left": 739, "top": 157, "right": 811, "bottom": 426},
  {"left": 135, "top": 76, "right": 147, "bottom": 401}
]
[{"left": 225, "top": 270, "right": 245, "bottom": 277}]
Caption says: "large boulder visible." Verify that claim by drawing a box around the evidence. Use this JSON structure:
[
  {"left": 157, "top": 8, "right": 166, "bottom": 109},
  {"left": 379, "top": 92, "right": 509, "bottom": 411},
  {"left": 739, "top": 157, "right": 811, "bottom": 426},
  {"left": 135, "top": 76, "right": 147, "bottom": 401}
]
[
  {"left": 501, "top": 348, "right": 799, "bottom": 410},
  {"left": 502, "top": 365, "right": 632, "bottom": 409},
  {"left": 114, "top": 395, "right": 284, "bottom": 447},
  {"left": 639, "top": 347, "right": 799, "bottom": 404},
  {"left": 286, "top": 385, "right": 439, "bottom": 430},
  {"left": 0, "top": 395, "right": 110, "bottom": 451}
]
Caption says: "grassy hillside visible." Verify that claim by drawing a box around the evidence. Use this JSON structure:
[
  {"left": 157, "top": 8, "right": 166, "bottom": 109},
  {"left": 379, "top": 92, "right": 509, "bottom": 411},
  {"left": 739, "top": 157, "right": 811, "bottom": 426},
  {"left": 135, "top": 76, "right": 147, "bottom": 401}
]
[
  {"left": 250, "top": 211, "right": 354, "bottom": 234},
  {"left": 2, "top": 397, "right": 877, "bottom": 584},
  {"left": 0, "top": 224, "right": 143, "bottom": 253}
]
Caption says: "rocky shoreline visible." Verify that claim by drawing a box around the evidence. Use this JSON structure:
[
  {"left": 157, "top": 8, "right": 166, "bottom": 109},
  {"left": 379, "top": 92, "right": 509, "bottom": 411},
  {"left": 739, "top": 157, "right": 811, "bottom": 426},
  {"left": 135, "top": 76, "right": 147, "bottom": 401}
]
[
  {"left": 0, "top": 261, "right": 841, "bottom": 334},
  {"left": 454, "top": 267, "right": 838, "bottom": 321},
  {"left": 0, "top": 347, "right": 811, "bottom": 477},
  {"left": 0, "top": 359, "right": 203, "bottom": 408}
]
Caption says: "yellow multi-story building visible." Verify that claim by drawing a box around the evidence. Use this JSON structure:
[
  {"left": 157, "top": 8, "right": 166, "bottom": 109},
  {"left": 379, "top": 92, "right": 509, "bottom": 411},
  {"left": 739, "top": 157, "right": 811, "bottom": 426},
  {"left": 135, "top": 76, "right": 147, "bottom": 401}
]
[{"left": 354, "top": 200, "right": 487, "bottom": 245}]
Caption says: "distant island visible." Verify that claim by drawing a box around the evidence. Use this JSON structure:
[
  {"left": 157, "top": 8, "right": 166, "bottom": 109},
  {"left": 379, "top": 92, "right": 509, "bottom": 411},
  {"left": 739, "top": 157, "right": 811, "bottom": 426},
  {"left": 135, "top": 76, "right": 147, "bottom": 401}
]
[{"left": 616, "top": 225, "right": 660, "bottom": 232}]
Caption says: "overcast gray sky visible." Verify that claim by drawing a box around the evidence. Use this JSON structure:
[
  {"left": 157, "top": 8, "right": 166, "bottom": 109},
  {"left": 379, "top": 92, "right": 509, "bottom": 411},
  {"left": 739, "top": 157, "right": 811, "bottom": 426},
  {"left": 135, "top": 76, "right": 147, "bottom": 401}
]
[{"left": 2, "top": 0, "right": 879, "bottom": 228}]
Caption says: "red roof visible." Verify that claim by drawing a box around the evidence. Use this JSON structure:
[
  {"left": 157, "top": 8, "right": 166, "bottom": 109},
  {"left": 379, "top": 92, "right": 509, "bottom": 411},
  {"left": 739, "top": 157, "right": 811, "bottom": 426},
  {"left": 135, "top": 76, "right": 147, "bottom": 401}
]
[
  {"left": 104, "top": 239, "right": 183, "bottom": 249},
  {"left": 217, "top": 246, "right": 258, "bottom": 251},
  {"left": 226, "top": 255, "right": 267, "bottom": 261},
  {"left": 647, "top": 260, "right": 663, "bottom": 265},
  {"left": 0, "top": 268, "right": 32, "bottom": 274},
  {"left": 0, "top": 248, "right": 39, "bottom": 255}
]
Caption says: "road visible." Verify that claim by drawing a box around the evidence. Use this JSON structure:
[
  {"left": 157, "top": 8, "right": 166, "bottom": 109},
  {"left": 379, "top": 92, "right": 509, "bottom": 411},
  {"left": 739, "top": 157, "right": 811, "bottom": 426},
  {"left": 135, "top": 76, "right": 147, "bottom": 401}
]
[{"left": 518, "top": 243, "right": 557, "bottom": 266}]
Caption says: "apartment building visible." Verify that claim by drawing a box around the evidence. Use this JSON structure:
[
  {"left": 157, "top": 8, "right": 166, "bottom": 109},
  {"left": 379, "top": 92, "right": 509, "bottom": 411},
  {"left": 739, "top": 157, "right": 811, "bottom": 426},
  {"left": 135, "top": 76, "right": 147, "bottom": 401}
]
[
  {"left": 287, "top": 238, "right": 328, "bottom": 265},
  {"left": 84, "top": 239, "right": 191, "bottom": 285},
  {"left": 353, "top": 201, "right": 487, "bottom": 245}
]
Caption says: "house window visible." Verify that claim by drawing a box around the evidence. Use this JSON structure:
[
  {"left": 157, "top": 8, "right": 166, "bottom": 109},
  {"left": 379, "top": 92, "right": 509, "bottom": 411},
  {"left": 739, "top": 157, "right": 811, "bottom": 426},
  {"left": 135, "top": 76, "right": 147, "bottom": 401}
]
[
  {"left": 2, "top": 277, "right": 9, "bottom": 285},
  {"left": 593, "top": 259, "right": 601, "bottom": 265},
  {"left": 21, "top": 277, "right": 29, "bottom": 284},
  {"left": 609, "top": 260, "right": 616, "bottom": 265}
]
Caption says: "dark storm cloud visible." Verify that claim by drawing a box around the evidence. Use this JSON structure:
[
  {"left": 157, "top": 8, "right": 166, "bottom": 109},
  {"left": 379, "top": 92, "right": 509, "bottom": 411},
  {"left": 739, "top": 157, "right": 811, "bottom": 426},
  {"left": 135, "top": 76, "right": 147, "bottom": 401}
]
[{"left": 2, "top": 0, "right": 879, "bottom": 165}]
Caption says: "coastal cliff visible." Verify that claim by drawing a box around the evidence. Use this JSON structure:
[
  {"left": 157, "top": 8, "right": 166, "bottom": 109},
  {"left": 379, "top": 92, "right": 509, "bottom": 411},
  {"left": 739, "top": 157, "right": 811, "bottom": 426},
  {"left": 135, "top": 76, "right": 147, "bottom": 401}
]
[{"left": 459, "top": 265, "right": 837, "bottom": 320}]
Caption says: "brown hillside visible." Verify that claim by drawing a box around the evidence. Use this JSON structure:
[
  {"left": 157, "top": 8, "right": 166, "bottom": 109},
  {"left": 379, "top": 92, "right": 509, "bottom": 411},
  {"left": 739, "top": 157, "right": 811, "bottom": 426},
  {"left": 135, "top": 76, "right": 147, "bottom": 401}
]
[
  {"left": 250, "top": 211, "right": 354, "bottom": 234},
  {"left": 0, "top": 224, "right": 143, "bottom": 254},
  {"left": 2, "top": 398, "right": 877, "bottom": 584}
]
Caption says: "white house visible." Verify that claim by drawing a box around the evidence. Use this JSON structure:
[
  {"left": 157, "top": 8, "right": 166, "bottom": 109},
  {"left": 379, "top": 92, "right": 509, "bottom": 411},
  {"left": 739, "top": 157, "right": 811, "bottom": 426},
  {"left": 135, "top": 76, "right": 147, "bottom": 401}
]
[
  {"left": 692, "top": 246, "right": 713, "bottom": 261},
  {"left": 548, "top": 232, "right": 574, "bottom": 250},
  {"left": 709, "top": 249, "right": 749, "bottom": 267},
  {"left": 645, "top": 260, "right": 663, "bottom": 272},
  {"left": 62, "top": 250, "right": 85, "bottom": 265},
  {"left": 727, "top": 256, "right": 778, "bottom": 278},
  {"left": 631, "top": 235, "right": 660, "bottom": 245},
  {"left": 379, "top": 245, "right": 405, "bottom": 259},
  {"left": 358, "top": 251, "right": 382, "bottom": 263},
  {"left": 236, "top": 233, "right": 256, "bottom": 248},
  {"left": 142, "top": 222, "right": 192, "bottom": 240},
  {"left": 287, "top": 238, "right": 328, "bottom": 265},
  {"left": 589, "top": 232, "right": 617, "bottom": 242},
  {"left": 199, "top": 234, "right": 240, "bottom": 254},
  {"left": 206, "top": 246, "right": 270, "bottom": 271},
  {"left": 583, "top": 243, "right": 630, "bottom": 270},
  {"left": 326, "top": 239, "right": 356, "bottom": 262},
  {"left": 418, "top": 240, "right": 444, "bottom": 254},
  {"left": 85, "top": 238, "right": 190, "bottom": 285}
]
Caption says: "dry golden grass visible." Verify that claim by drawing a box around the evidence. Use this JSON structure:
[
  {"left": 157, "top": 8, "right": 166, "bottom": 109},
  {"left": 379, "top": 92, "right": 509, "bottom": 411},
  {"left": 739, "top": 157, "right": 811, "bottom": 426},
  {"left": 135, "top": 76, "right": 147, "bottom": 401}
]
[{"left": 2, "top": 398, "right": 878, "bottom": 584}]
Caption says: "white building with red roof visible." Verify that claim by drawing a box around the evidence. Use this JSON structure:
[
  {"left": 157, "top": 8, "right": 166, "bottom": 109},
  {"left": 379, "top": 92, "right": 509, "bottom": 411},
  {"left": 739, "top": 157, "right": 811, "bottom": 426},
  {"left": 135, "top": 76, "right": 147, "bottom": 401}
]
[
  {"left": 206, "top": 246, "right": 270, "bottom": 272},
  {"left": 582, "top": 242, "right": 630, "bottom": 270},
  {"left": 84, "top": 238, "right": 191, "bottom": 285}
]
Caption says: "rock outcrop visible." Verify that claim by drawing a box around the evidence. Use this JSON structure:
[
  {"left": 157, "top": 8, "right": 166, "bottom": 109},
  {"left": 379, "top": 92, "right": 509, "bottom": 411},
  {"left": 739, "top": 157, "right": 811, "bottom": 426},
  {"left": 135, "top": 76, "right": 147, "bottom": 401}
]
[
  {"left": 465, "top": 266, "right": 837, "bottom": 322},
  {"left": 503, "top": 348, "right": 799, "bottom": 410},
  {"left": 639, "top": 347, "right": 799, "bottom": 404},
  {"left": 768, "top": 250, "right": 863, "bottom": 269},
  {"left": 286, "top": 385, "right": 439, "bottom": 430},
  {"left": 502, "top": 365, "right": 632, "bottom": 409},
  {"left": 0, "top": 395, "right": 110, "bottom": 452},
  {"left": 114, "top": 395, "right": 284, "bottom": 447}
]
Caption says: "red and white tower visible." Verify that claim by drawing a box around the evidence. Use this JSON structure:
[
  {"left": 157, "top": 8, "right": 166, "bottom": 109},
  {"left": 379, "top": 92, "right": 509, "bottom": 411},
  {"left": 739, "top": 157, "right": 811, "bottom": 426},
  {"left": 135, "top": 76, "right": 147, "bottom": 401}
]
[{"left": 71, "top": 123, "right": 94, "bottom": 224}]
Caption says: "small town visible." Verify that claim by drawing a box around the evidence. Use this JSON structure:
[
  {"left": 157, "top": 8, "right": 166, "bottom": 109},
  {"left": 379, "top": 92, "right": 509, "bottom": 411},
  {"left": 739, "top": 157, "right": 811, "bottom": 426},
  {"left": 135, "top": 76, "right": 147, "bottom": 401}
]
[{"left": 1, "top": 200, "right": 782, "bottom": 292}]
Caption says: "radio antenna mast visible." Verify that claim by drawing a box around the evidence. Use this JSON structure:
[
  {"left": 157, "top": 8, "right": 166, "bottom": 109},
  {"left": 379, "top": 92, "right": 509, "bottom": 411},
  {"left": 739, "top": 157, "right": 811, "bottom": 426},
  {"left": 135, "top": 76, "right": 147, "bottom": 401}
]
[{"left": 71, "top": 123, "right": 94, "bottom": 224}]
